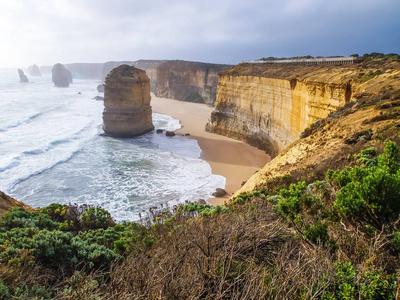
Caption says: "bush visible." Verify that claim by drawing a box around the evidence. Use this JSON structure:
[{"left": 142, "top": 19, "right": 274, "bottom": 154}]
[
  {"left": 328, "top": 260, "right": 397, "bottom": 299},
  {"left": 81, "top": 206, "right": 115, "bottom": 230},
  {"left": 327, "top": 140, "right": 400, "bottom": 227},
  {"left": 0, "top": 280, "right": 9, "bottom": 300},
  {"left": 0, "top": 204, "right": 122, "bottom": 273}
]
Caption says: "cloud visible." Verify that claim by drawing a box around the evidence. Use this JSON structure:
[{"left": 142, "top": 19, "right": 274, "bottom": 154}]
[{"left": 0, "top": 0, "right": 399, "bottom": 68}]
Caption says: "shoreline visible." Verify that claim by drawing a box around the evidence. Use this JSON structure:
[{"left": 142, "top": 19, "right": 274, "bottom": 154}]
[{"left": 151, "top": 94, "right": 271, "bottom": 205}]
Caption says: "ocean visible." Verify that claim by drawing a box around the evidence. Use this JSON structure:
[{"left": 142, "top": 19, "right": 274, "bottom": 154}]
[{"left": 0, "top": 69, "right": 225, "bottom": 221}]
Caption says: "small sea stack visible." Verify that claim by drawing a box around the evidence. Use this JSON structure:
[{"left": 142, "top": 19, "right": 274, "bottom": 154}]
[
  {"left": 52, "top": 63, "right": 73, "bottom": 87},
  {"left": 97, "top": 84, "right": 104, "bottom": 92},
  {"left": 30, "top": 64, "right": 41, "bottom": 76},
  {"left": 18, "top": 69, "right": 28, "bottom": 82},
  {"left": 102, "top": 65, "right": 154, "bottom": 137}
]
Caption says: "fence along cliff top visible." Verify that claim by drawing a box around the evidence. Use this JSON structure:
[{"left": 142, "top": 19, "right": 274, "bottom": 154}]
[{"left": 244, "top": 56, "right": 363, "bottom": 65}]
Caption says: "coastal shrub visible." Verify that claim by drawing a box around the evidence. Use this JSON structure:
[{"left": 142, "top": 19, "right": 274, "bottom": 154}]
[
  {"left": 0, "top": 280, "right": 9, "bottom": 299},
  {"left": 81, "top": 206, "right": 115, "bottom": 230},
  {"left": 276, "top": 181, "right": 309, "bottom": 220},
  {"left": 327, "top": 140, "right": 400, "bottom": 227},
  {"left": 0, "top": 208, "right": 38, "bottom": 231},
  {"left": 232, "top": 187, "right": 267, "bottom": 206},
  {"left": 11, "top": 283, "right": 51, "bottom": 300},
  {"left": 177, "top": 202, "right": 229, "bottom": 216},
  {"left": 274, "top": 181, "right": 334, "bottom": 245},
  {"left": 0, "top": 204, "right": 124, "bottom": 273},
  {"left": 328, "top": 260, "right": 397, "bottom": 299},
  {"left": 356, "top": 147, "right": 377, "bottom": 166},
  {"left": 303, "top": 221, "right": 329, "bottom": 244}
]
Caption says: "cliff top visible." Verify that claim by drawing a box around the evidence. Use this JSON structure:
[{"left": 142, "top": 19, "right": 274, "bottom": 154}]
[
  {"left": 221, "top": 57, "right": 400, "bottom": 96},
  {"left": 156, "top": 60, "right": 232, "bottom": 72},
  {"left": 105, "top": 64, "right": 149, "bottom": 82}
]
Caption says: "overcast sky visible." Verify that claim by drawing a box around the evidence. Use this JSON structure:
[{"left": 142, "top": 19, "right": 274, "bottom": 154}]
[{"left": 1, "top": 0, "right": 399, "bottom": 68}]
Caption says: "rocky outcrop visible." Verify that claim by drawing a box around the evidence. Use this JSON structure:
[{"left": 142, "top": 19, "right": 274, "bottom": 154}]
[
  {"left": 52, "top": 63, "right": 73, "bottom": 87},
  {"left": 97, "top": 84, "right": 104, "bottom": 92},
  {"left": 153, "top": 61, "right": 231, "bottom": 104},
  {"left": 18, "top": 69, "right": 28, "bottom": 82},
  {"left": 30, "top": 64, "right": 41, "bottom": 76},
  {"left": 102, "top": 65, "right": 154, "bottom": 137},
  {"left": 206, "top": 63, "right": 400, "bottom": 158}
]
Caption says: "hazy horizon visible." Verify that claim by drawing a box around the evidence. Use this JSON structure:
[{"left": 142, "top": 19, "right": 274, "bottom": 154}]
[{"left": 1, "top": 0, "right": 399, "bottom": 69}]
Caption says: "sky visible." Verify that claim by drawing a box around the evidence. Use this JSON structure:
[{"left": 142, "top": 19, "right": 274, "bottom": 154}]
[{"left": 1, "top": 0, "right": 399, "bottom": 68}]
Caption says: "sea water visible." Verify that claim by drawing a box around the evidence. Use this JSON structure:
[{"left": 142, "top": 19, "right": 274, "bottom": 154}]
[{"left": 0, "top": 69, "right": 225, "bottom": 221}]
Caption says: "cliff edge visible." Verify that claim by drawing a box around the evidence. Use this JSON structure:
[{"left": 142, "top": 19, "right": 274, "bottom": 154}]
[{"left": 0, "top": 190, "right": 34, "bottom": 217}]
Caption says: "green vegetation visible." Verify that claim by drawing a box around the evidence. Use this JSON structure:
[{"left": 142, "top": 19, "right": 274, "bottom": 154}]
[{"left": 357, "top": 69, "right": 383, "bottom": 83}]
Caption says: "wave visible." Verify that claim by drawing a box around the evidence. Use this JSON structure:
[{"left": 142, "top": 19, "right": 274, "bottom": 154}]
[
  {"left": 1, "top": 125, "right": 98, "bottom": 192},
  {"left": 0, "top": 111, "right": 43, "bottom": 132},
  {"left": 0, "top": 159, "right": 20, "bottom": 173},
  {"left": 5, "top": 144, "right": 84, "bottom": 191}
]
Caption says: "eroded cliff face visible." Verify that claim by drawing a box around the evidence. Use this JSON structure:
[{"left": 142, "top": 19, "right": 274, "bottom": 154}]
[
  {"left": 207, "top": 75, "right": 351, "bottom": 157},
  {"left": 206, "top": 63, "right": 400, "bottom": 158},
  {"left": 103, "top": 65, "right": 154, "bottom": 137},
  {"left": 154, "top": 61, "right": 230, "bottom": 104}
]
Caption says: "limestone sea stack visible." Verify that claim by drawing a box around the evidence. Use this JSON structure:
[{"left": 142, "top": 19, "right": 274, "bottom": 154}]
[
  {"left": 30, "top": 64, "right": 41, "bottom": 76},
  {"left": 18, "top": 69, "right": 28, "bottom": 82},
  {"left": 52, "top": 63, "right": 73, "bottom": 87},
  {"left": 102, "top": 65, "right": 154, "bottom": 137},
  {"left": 97, "top": 84, "right": 104, "bottom": 92}
]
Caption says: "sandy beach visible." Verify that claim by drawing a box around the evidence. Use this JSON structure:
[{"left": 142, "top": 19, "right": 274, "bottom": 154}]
[{"left": 151, "top": 94, "right": 270, "bottom": 205}]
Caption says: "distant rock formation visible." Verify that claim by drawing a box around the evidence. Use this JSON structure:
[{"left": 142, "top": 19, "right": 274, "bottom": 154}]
[
  {"left": 153, "top": 61, "right": 231, "bottom": 104},
  {"left": 52, "top": 63, "right": 73, "bottom": 87},
  {"left": 30, "top": 64, "right": 41, "bottom": 76},
  {"left": 18, "top": 69, "right": 28, "bottom": 82},
  {"left": 102, "top": 65, "right": 154, "bottom": 137},
  {"left": 97, "top": 84, "right": 104, "bottom": 92}
]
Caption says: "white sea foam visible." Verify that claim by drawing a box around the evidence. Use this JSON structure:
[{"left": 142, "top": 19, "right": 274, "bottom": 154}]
[{"left": 0, "top": 69, "right": 225, "bottom": 221}]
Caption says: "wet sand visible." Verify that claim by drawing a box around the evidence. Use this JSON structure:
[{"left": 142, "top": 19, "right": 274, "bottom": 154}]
[{"left": 151, "top": 94, "right": 270, "bottom": 205}]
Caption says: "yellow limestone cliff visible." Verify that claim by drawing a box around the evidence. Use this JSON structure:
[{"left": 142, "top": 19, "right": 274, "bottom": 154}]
[
  {"left": 207, "top": 74, "right": 351, "bottom": 157},
  {"left": 205, "top": 61, "right": 400, "bottom": 197},
  {"left": 207, "top": 63, "right": 400, "bottom": 157}
]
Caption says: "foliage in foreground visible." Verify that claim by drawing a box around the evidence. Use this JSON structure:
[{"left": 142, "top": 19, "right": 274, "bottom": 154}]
[{"left": 1, "top": 140, "right": 400, "bottom": 299}]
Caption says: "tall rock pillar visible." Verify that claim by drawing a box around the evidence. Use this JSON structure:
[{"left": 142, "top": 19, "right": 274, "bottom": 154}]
[{"left": 102, "top": 65, "right": 154, "bottom": 137}]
